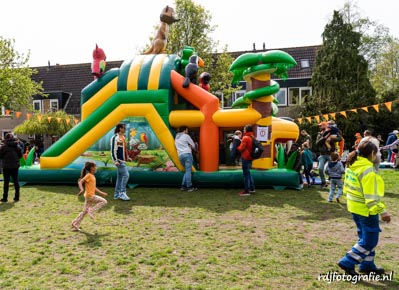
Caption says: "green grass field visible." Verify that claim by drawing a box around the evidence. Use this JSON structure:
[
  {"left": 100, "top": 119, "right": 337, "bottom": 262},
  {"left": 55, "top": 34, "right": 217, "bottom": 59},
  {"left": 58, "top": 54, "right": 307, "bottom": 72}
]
[{"left": 0, "top": 170, "right": 398, "bottom": 289}]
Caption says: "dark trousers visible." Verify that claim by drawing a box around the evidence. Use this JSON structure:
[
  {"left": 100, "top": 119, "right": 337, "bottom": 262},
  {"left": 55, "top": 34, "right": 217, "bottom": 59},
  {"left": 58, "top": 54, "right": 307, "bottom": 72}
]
[{"left": 2, "top": 167, "right": 20, "bottom": 201}]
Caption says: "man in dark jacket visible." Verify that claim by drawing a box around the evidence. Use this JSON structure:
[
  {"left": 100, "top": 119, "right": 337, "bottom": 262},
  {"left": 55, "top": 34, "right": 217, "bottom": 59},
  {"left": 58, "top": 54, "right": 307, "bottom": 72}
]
[{"left": 0, "top": 133, "right": 23, "bottom": 202}]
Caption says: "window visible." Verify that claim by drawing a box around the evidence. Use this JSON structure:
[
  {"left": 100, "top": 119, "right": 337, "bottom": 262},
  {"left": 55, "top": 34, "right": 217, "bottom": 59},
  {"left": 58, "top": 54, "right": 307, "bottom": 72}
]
[
  {"left": 50, "top": 99, "right": 59, "bottom": 112},
  {"left": 33, "top": 100, "right": 42, "bottom": 112},
  {"left": 300, "top": 59, "right": 310, "bottom": 68},
  {"left": 288, "top": 87, "right": 312, "bottom": 106},
  {"left": 288, "top": 88, "right": 300, "bottom": 106},
  {"left": 225, "top": 90, "right": 245, "bottom": 109},
  {"left": 275, "top": 88, "right": 287, "bottom": 106}
]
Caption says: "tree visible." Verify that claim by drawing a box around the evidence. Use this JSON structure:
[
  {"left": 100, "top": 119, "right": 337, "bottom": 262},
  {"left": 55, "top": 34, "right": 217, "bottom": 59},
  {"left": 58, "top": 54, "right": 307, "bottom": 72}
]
[
  {"left": 339, "top": 1, "right": 391, "bottom": 72},
  {"left": 370, "top": 37, "right": 399, "bottom": 98},
  {"left": 165, "top": 0, "right": 235, "bottom": 98},
  {"left": 0, "top": 37, "right": 44, "bottom": 111},
  {"left": 305, "top": 10, "right": 376, "bottom": 147},
  {"left": 13, "top": 111, "right": 76, "bottom": 136}
]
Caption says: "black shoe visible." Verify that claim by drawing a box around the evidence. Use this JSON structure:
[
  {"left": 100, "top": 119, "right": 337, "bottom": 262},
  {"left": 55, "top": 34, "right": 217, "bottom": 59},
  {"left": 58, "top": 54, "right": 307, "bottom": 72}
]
[
  {"left": 336, "top": 198, "right": 340, "bottom": 203},
  {"left": 14, "top": 198, "right": 19, "bottom": 202},
  {"left": 338, "top": 262, "right": 359, "bottom": 276},
  {"left": 0, "top": 199, "right": 7, "bottom": 202},
  {"left": 359, "top": 267, "right": 385, "bottom": 275}
]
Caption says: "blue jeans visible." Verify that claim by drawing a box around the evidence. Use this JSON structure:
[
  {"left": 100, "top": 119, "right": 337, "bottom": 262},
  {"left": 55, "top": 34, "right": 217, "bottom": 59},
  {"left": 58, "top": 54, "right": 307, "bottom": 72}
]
[
  {"left": 339, "top": 213, "right": 381, "bottom": 270},
  {"left": 318, "top": 154, "right": 330, "bottom": 184},
  {"left": 179, "top": 153, "right": 193, "bottom": 188},
  {"left": 328, "top": 179, "right": 343, "bottom": 201},
  {"left": 242, "top": 159, "right": 254, "bottom": 192},
  {"left": 115, "top": 162, "right": 129, "bottom": 196}
]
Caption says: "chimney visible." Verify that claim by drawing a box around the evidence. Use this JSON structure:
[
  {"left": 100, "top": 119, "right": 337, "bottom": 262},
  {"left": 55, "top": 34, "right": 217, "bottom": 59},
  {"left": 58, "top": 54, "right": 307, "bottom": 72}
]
[
  {"left": 253, "top": 43, "right": 256, "bottom": 51},
  {"left": 263, "top": 42, "right": 266, "bottom": 50}
]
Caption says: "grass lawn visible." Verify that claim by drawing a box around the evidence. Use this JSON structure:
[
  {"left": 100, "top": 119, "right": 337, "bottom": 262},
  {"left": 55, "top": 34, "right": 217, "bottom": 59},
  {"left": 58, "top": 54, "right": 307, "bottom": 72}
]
[{"left": 0, "top": 170, "right": 398, "bottom": 289}]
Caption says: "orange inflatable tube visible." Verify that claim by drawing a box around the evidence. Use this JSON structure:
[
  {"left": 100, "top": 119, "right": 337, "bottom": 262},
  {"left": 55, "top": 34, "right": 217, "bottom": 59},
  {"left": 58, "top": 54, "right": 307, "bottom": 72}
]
[{"left": 171, "top": 70, "right": 219, "bottom": 172}]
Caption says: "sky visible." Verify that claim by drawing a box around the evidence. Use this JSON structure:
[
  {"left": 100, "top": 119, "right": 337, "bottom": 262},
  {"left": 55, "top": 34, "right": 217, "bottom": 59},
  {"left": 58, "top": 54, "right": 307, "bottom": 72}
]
[{"left": 1, "top": 0, "right": 398, "bottom": 67}]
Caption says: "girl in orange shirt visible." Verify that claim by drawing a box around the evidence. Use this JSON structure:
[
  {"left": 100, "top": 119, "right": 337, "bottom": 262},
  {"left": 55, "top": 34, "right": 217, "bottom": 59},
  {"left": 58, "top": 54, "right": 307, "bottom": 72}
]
[{"left": 72, "top": 161, "right": 108, "bottom": 231}]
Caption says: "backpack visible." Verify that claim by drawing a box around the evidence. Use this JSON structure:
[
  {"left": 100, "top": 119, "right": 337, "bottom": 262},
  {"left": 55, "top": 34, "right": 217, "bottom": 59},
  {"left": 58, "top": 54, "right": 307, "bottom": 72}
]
[{"left": 250, "top": 136, "right": 264, "bottom": 159}]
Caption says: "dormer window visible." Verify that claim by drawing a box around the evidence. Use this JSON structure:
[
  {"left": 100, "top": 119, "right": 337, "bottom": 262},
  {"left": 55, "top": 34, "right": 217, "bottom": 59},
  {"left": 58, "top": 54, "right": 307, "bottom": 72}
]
[{"left": 301, "top": 59, "right": 310, "bottom": 68}]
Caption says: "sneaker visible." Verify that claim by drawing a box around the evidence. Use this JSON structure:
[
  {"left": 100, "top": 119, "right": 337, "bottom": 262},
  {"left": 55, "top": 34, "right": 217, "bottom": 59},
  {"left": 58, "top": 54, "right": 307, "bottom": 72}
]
[
  {"left": 328, "top": 200, "right": 333, "bottom": 203},
  {"left": 249, "top": 190, "right": 256, "bottom": 194},
  {"left": 338, "top": 262, "right": 359, "bottom": 277},
  {"left": 114, "top": 194, "right": 120, "bottom": 200},
  {"left": 186, "top": 187, "right": 198, "bottom": 192},
  {"left": 0, "top": 199, "right": 7, "bottom": 202},
  {"left": 239, "top": 190, "right": 250, "bottom": 196},
  {"left": 359, "top": 267, "right": 385, "bottom": 275},
  {"left": 119, "top": 192, "right": 130, "bottom": 201},
  {"left": 71, "top": 223, "right": 81, "bottom": 232},
  {"left": 14, "top": 198, "right": 19, "bottom": 202},
  {"left": 180, "top": 187, "right": 187, "bottom": 191}
]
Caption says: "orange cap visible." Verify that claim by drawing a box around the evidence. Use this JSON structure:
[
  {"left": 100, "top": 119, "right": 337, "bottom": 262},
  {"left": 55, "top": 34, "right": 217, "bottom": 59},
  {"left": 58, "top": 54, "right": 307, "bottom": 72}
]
[{"left": 318, "top": 121, "right": 327, "bottom": 126}]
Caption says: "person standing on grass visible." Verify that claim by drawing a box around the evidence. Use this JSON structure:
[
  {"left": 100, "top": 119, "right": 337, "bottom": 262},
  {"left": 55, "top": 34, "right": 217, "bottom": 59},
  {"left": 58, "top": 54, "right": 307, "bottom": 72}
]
[
  {"left": 72, "top": 161, "right": 108, "bottom": 231},
  {"left": 301, "top": 142, "right": 314, "bottom": 187},
  {"left": 0, "top": 133, "right": 23, "bottom": 203},
  {"left": 315, "top": 122, "right": 330, "bottom": 188},
  {"left": 110, "top": 123, "right": 132, "bottom": 201},
  {"left": 359, "top": 129, "right": 381, "bottom": 171},
  {"left": 338, "top": 141, "right": 391, "bottom": 277},
  {"left": 237, "top": 124, "right": 256, "bottom": 196},
  {"left": 174, "top": 126, "right": 197, "bottom": 192},
  {"left": 325, "top": 152, "right": 345, "bottom": 203}
]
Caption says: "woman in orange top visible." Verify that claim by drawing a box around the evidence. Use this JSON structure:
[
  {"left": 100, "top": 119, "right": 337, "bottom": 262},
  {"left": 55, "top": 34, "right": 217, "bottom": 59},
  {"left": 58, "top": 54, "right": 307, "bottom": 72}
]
[{"left": 72, "top": 161, "right": 108, "bottom": 231}]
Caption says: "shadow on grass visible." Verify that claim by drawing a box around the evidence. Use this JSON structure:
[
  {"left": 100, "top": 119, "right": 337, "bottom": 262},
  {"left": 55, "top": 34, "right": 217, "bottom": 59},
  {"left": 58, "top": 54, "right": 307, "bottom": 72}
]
[
  {"left": 77, "top": 230, "right": 110, "bottom": 248},
  {"left": 385, "top": 191, "right": 399, "bottom": 199},
  {"left": 0, "top": 202, "right": 15, "bottom": 211},
  {"left": 104, "top": 187, "right": 353, "bottom": 221}
]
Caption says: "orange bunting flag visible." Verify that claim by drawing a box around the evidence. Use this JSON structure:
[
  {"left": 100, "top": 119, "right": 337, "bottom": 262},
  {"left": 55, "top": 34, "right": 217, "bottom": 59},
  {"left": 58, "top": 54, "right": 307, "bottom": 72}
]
[
  {"left": 384, "top": 101, "right": 392, "bottom": 112},
  {"left": 323, "top": 114, "right": 329, "bottom": 121},
  {"left": 330, "top": 113, "right": 336, "bottom": 120},
  {"left": 360, "top": 107, "right": 368, "bottom": 112},
  {"left": 306, "top": 117, "right": 312, "bottom": 123},
  {"left": 66, "top": 118, "right": 71, "bottom": 125},
  {"left": 26, "top": 113, "right": 32, "bottom": 120},
  {"left": 37, "top": 114, "right": 42, "bottom": 122},
  {"left": 350, "top": 109, "right": 357, "bottom": 113},
  {"left": 56, "top": 117, "right": 62, "bottom": 123},
  {"left": 16, "top": 112, "right": 22, "bottom": 118},
  {"left": 47, "top": 117, "right": 52, "bottom": 123},
  {"left": 314, "top": 116, "right": 320, "bottom": 123},
  {"left": 74, "top": 118, "right": 79, "bottom": 125},
  {"left": 297, "top": 118, "right": 302, "bottom": 124},
  {"left": 372, "top": 104, "right": 379, "bottom": 112},
  {"left": 339, "top": 111, "right": 347, "bottom": 118}
]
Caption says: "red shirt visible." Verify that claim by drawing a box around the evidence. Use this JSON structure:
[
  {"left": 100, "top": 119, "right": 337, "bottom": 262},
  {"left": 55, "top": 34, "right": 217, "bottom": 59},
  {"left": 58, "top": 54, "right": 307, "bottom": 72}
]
[{"left": 237, "top": 132, "right": 254, "bottom": 160}]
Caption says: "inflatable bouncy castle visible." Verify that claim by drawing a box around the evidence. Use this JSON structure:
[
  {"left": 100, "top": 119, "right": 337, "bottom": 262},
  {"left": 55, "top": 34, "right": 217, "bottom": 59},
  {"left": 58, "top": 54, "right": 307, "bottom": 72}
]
[{"left": 19, "top": 7, "right": 300, "bottom": 190}]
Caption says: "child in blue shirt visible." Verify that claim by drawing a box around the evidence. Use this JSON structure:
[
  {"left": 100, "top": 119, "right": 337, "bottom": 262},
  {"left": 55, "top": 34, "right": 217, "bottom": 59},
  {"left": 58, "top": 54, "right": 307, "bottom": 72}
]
[{"left": 325, "top": 151, "right": 345, "bottom": 202}]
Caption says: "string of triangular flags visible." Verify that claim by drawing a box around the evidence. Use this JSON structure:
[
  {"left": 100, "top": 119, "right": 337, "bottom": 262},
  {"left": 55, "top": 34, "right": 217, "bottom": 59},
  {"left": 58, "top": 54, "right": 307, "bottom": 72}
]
[
  {"left": 2, "top": 110, "right": 79, "bottom": 125},
  {"left": 295, "top": 100, "right": 398, "bottom": 125}
]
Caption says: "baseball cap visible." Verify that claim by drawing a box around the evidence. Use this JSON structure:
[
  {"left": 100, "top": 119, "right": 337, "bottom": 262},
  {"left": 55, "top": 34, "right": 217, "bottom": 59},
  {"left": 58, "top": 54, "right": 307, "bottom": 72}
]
[
  {"left": 393, "top": 130, "right": 399, "bottom": 134},
  {"left": 318, "top": 121, "right": 327, "bottom": 126}
]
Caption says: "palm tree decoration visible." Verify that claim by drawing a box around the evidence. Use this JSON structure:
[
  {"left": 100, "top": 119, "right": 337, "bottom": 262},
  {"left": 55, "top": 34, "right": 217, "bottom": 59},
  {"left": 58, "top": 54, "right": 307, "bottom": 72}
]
[{"left": 229, "top": 50, "right": 297, "bottom": 168}]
